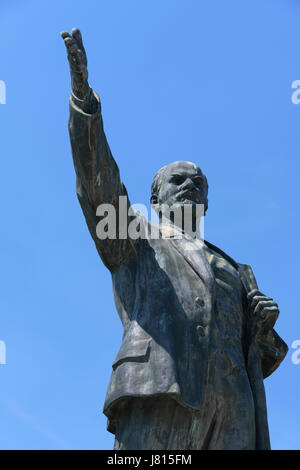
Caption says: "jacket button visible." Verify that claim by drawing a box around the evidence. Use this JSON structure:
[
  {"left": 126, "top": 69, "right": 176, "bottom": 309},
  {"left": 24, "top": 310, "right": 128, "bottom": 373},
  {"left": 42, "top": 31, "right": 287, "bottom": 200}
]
[
  {"left": 195, "top": 297, "right": 205, "bottom": 307},
  {"left": 197, "top": 325, "right": 206, "bottom": 337}
]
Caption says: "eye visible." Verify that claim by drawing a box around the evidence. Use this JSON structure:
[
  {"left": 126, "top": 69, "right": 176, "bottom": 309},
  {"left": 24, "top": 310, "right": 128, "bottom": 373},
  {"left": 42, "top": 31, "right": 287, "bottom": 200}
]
[
  {"left": 193, "top": 177, "right": 203, "bottom": 186},
  {"left": 172, "top": 176, "right": 184, "bottom": 185}
]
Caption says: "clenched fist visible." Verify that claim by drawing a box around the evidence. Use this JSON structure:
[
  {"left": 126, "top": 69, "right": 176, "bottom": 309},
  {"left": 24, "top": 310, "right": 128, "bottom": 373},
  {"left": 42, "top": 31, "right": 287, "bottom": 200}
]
[{"left": 247, "top": 289, "right": 279, "bottom": 337}]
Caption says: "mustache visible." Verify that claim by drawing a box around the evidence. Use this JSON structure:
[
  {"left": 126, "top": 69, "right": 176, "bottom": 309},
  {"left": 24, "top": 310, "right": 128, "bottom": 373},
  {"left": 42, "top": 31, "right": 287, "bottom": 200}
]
[{"left": 175, "top": 188, "right": 201, "bottom": 202}]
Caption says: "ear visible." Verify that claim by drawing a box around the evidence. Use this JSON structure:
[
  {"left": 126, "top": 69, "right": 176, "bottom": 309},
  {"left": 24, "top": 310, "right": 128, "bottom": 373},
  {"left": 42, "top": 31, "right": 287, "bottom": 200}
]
[{"left": 150, "top": 195, "right": 158, "bottom": 205}]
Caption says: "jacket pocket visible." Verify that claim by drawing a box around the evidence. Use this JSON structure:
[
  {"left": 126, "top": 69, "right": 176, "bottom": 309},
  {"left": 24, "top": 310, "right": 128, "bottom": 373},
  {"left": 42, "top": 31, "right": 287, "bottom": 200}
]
[{"left": 112, "top": 338, "right": 151, "bottom": 370}]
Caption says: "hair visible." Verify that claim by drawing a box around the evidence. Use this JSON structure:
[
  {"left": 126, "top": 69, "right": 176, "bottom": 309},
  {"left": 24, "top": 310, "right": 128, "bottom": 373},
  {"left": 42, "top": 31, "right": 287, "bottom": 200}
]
[
  {"left": 150, "top": 165, "right": 168, "bottom": 204},
  {"left": 150, "top": 162, "right": 209, "bottom": 213}
]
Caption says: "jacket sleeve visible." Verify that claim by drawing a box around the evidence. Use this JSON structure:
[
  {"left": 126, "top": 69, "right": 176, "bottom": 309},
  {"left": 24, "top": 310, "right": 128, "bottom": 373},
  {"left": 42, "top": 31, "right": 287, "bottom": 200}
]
[
  {"left": 237, "top": 263, "right": 288, "bottom": 379},
  {"left": 256, "top": 329, "right": 288, "bottom": 379},
  {"left": 68, "top": 90, "right": 137, "bottom": 272}
]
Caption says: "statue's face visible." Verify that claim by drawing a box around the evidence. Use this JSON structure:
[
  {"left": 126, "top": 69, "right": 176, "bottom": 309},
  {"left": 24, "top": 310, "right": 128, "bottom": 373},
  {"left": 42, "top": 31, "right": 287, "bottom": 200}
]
[{"left": 155, "top": 161, "right": 207, "bottom": 209}]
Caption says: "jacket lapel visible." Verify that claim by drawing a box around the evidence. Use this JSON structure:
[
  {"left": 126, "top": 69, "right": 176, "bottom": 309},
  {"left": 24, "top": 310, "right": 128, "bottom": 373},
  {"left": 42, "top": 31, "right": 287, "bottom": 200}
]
[{"left": 166, "top": 232, "right": 215, "bottom": 292}]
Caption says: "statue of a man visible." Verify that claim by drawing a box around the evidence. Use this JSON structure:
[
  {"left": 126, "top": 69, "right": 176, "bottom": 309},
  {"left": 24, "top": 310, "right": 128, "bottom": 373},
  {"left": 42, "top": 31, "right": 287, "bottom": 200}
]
[{"left": 61, "top": 28, "right": 288, "bottom": 450}]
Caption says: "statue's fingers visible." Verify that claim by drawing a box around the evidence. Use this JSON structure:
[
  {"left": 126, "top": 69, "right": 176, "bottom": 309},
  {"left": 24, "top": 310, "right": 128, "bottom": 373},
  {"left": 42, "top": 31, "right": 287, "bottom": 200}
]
[
  {"left": 65, "top": 37, "right": 78, "bottom": 54},
  {"left": 254, "top": 300, "right": 278, "bottom": 317},
  {"left": 253, "top": 300, "right": 273, "bottom": 317},
  {"left": 62, "top": 36, "right": 76, "bottom": 51},
  {"left": 62, "top": 36, "right": 73, "bottom": 52},
  {"left": 250, "top": 295, "right": 273, "bottom": 310},
  {"left": 72, "top": 28, "right": 84, "bottom": 48},
  {"left": 260, "top": 306, "right": 279, "bottom": 320},
  {"left": 72, "top": 28, "right": 88, "bottom": 65},
  {"left": 247, "top": 289, "right": 262, "bottom": 300},
  {"left": 61, "top": 30, "right": 71, "bottom": 40}
]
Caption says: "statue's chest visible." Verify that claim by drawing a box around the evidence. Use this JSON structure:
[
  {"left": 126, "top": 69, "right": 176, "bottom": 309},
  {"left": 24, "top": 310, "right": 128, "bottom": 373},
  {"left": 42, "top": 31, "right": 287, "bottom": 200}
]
[{"left": 203, "top": 245, "right": 246, "bottom": 360}]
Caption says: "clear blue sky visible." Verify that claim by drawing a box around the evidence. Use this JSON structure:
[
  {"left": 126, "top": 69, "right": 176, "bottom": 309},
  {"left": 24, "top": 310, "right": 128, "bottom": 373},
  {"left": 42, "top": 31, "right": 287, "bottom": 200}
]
[{"left": 0, "top": 0, "right": 299, "bottom": 450}]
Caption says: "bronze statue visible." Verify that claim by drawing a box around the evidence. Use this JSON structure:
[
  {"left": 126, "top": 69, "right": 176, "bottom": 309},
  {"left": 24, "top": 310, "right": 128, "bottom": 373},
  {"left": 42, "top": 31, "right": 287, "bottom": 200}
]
[{"left": 61, "top": 28, "right": 288, "bottom": 450}]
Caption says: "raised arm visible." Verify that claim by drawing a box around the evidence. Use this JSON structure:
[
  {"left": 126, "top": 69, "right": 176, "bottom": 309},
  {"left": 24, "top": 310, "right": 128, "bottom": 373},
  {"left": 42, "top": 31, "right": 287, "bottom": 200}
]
[{"left": 61, "top": 28, "right": 137, "bottom": 271}]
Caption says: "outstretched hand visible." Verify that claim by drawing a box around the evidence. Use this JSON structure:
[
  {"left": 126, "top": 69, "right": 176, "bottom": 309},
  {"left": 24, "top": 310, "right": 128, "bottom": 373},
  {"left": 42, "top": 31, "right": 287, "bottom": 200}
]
[{"left": 61, "top": 28, "right": 90, "bottom": 99}]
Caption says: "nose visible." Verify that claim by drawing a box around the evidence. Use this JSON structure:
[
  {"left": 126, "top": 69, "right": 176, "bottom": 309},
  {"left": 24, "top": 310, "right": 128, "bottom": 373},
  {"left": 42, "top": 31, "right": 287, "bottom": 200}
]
[{"left": 182, "top": 178, "right": 196, "bottom": 190}]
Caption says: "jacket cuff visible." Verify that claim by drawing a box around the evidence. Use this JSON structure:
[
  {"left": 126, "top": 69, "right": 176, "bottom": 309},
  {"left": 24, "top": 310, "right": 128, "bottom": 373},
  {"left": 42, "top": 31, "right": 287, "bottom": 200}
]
[{"left": 71, "top": 88, "right": 100, "bottom": 115}]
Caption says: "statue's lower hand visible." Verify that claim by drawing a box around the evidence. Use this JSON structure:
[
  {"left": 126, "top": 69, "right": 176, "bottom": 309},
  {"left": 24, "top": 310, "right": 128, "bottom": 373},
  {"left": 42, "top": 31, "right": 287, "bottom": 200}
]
[
  {"left": 61, "top": 28, "right": 90, "bottom": 100},
  {"left": 247, "top": 289, "right": 279, "bottom": 336}
]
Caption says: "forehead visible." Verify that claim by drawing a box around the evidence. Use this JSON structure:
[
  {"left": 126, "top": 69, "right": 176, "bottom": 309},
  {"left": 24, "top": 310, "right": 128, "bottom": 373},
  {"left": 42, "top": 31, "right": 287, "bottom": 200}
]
[{"left": 164, "top": 161, "right": 202, "bottom": 178}]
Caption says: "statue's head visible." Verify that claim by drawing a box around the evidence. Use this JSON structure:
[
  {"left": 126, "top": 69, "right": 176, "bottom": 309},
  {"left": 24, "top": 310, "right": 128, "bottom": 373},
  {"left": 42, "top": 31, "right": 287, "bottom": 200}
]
[{"left": 150, "top": 161, "right": 208, "bottom": 217}]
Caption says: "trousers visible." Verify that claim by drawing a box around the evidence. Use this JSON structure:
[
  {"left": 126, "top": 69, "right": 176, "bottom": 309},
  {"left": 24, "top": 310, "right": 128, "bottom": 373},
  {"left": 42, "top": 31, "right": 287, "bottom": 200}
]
[{"left": 113, "top": 391, "right": 256, "bottom": 450}]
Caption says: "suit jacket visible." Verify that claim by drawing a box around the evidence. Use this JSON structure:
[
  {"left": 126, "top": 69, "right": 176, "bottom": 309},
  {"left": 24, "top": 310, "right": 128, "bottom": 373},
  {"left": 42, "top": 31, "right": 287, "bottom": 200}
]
[{"left": 68, "top": 91, "right": 288, "bottom": 449}]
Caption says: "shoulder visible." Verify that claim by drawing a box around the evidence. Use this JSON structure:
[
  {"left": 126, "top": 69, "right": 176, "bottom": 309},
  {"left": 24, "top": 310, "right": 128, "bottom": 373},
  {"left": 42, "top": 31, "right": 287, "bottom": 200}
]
[
  {"left": 204, "top": 239, "right": 258, "bottom": 291},
  {"left": 204, "top": 240, "right": 240, "bottom": 270}
]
